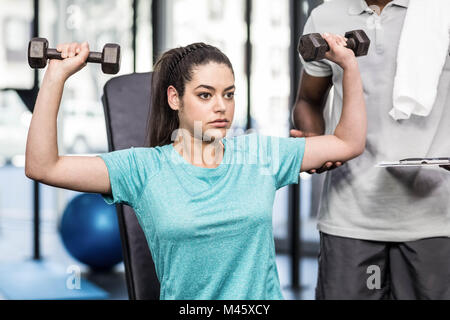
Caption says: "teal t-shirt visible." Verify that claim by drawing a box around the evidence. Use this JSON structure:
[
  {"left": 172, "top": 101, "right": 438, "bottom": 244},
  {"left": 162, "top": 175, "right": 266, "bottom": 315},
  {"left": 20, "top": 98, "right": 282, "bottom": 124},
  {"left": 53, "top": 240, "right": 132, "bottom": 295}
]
[{"left": 97, "top": 133, "right": 305, "bottom": 300}]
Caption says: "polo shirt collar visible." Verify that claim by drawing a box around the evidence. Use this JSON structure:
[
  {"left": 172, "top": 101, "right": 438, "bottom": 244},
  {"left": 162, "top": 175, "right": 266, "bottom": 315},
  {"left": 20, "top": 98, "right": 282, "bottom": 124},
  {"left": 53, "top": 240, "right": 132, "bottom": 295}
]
[{"left": 348, "top": 0, "right": 409, "bottom": 16}]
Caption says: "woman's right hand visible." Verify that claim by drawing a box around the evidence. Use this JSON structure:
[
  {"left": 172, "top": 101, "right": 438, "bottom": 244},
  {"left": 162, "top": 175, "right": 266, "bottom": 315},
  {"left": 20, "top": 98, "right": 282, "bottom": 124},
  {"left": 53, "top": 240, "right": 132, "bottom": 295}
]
[
  {"left": 322, "top": 33, "right": 357, "bottom": 69},
  {"left": 46, "top": 41, "right": 90, "bottom": 81}
]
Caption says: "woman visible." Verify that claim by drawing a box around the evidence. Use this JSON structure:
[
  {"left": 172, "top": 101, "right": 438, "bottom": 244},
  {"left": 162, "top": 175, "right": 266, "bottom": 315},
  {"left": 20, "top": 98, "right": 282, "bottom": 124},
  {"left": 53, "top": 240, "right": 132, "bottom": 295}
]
[{"left": 25, "top": 34, "right": 366, "bottom": 300}]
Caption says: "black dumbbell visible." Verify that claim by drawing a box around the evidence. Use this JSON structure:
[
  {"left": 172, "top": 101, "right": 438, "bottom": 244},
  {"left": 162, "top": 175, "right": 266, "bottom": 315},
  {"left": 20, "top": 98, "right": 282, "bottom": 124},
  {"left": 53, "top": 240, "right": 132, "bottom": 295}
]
[
  {"left": 28, "top": 37, "right": 121, "bottom": 74},
  {"left": 298, "top": 30, "right": 370, "bottom": 62}
]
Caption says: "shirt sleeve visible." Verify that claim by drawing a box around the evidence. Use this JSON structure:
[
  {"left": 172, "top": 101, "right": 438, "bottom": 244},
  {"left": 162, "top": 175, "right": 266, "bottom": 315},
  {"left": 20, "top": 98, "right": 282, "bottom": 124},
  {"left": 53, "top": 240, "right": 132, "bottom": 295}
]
[
  {"left": 299, "top": 12, "right": 333, "bottom": 77},
  {"left": 96, "top": 147, "right": 148, "bottom": 207},
  {"left": 260, "top": 135, "right": 306, "bottom": 190}
]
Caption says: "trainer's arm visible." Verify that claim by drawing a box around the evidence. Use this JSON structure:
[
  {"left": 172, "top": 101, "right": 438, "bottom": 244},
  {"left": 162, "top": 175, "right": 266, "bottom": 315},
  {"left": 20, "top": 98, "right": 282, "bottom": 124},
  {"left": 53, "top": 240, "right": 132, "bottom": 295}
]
[{"left": 292, "top": 71, "right": 332, "bottom": 136}]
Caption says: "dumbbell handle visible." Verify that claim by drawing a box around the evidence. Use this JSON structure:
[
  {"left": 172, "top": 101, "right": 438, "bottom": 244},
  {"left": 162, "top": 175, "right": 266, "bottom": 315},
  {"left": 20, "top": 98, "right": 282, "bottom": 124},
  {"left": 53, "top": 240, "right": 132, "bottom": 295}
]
[
  {"left": 322, "top": 37, "right": 357, "bottom": 53},
  {"left": 46, "top": 48, "right": 103, "bottom": 63}
]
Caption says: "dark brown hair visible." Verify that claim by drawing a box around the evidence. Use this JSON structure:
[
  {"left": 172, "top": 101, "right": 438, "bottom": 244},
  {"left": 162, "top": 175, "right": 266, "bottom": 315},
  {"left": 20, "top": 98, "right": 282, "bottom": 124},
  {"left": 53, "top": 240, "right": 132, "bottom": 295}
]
[{"left": 145, "top": 43, "right": 234, "bottom": 148}]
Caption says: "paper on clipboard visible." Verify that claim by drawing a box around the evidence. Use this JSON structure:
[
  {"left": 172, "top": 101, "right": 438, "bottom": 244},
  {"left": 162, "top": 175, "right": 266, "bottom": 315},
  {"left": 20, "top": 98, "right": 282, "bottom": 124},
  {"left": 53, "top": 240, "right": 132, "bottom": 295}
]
[{"left": 376, "top": 157, "right": 450, "bottom": 168}]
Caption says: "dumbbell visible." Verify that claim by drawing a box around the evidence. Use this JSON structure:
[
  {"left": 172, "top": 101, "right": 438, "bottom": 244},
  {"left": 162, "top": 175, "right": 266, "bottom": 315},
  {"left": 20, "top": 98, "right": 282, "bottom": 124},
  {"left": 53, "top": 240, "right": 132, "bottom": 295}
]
[
  {"left": 298, "top": 30, "right": 370, "bottom": 62},
  {"left": 28, "top": 37, "right": 121, "bottom": 74}
]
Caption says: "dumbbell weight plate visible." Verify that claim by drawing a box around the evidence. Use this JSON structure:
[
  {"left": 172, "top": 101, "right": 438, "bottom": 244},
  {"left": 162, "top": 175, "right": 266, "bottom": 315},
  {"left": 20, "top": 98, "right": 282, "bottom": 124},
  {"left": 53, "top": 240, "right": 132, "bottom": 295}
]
[
  {"left": 101, "top": 44, "right": 121, "bottom": 75},
  {"left": 28, "top": 37, "right": 49, "bottom": 69},
  {"left": 344, "top": 30, "right": 370, "bottom": 57},
  {"left": 298, "top": 33, "right": 329, "bottom": 62}
]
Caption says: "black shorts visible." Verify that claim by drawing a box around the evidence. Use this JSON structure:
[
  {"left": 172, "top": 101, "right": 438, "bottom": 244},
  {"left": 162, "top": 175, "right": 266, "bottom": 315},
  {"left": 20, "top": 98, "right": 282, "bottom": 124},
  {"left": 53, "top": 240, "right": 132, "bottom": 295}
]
[{"left": 315, "top": 232, "right": 450, "bottom": 300}]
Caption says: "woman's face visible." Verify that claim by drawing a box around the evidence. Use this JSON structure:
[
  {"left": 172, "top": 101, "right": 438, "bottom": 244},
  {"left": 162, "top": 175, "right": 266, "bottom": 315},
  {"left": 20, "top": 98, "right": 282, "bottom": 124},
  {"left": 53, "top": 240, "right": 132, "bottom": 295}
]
[{"left": 169, "top": 62, "right": 235, "bottom": 142}]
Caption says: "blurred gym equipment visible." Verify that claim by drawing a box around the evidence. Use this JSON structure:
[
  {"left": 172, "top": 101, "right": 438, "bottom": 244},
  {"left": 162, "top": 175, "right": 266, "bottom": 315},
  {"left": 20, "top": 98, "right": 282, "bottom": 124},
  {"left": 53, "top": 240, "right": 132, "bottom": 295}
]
[{"left": 60, "top": 193, "right": 123, "bottom": 272}]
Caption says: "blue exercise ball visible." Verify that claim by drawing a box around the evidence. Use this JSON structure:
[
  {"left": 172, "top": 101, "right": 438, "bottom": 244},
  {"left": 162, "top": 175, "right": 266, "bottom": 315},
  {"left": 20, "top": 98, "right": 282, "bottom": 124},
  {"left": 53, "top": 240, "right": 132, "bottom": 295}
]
[{"left": 60, "top": 193, "right": 123, "bottom": 271}]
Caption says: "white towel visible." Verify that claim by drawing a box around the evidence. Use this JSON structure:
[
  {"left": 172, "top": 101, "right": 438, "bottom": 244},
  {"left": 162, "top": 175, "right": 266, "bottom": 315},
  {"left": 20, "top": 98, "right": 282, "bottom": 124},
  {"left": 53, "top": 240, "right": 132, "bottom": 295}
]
[{"left": 390, "top": 0, "right": 450, "bottom": 121}]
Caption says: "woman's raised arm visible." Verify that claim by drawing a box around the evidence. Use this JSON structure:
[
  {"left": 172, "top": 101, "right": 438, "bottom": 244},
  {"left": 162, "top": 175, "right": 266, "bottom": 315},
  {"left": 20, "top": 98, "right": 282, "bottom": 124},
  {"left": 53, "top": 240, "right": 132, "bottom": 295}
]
[
  {"left": 299, "top": 33, "right": 366, "bottom": 172},
  {"left": 25, "top": 41, "right": 112, "bottom": 196}
]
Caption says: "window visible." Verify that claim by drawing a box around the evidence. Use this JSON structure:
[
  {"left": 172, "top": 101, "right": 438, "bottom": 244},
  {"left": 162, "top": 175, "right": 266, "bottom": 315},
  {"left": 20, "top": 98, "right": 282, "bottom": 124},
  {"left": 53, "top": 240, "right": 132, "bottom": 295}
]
[
  {"left": 39, "top": 0, "right": 135, "bottom": 154},
  {"left": 0, "top": 0, "right": 34, "bottom": 89},
  {"left": 164, "top": 0, "right": 248, "bottom": 132},
  {"left": 251, "top": 0, "right": 291, "bottom": 240}
]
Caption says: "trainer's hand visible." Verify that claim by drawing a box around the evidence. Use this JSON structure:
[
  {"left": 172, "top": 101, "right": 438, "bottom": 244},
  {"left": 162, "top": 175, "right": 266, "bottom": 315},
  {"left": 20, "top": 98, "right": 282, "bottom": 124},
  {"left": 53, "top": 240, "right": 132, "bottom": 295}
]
[
  {"left": 47, "top": 41, "right": 90, "bottom": 81},
  {"left": 290, "top": 129, "right": 344, "bottom": 174}
]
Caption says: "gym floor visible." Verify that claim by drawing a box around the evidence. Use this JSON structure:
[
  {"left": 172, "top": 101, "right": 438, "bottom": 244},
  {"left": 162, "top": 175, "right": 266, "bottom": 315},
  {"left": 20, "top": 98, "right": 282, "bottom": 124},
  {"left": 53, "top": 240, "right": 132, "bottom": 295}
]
[{"left": 0, "top": 165, "right": 317, "bottom": 300}]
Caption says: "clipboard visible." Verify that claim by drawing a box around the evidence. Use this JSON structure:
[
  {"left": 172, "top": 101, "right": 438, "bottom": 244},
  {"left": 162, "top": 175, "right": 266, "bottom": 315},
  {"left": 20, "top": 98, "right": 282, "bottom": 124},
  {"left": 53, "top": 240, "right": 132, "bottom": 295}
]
[{"left": 376, "top": 157, "right": 450, "bottom": 168}]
